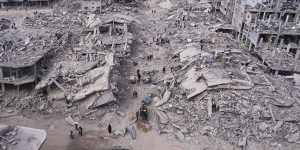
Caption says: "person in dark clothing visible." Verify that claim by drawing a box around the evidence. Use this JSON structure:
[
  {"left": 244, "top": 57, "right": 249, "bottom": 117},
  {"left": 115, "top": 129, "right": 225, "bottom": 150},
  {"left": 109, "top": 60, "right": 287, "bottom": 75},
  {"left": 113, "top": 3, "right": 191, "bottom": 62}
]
[
  {"left": 108, "top": 124, "right": 112, "bottom": 134},
  {"left": 69, "top": 130, "right": 74, "bottom": 139},
  {"left": 162, "top": 67, "right": 166, "bottom": 73},
  {"left": 133, "top": 90, "right": 138, "bottom": 98},
  {"left": 65, "top": 97, "right": 70, "bottom": 105},
  {"left": 137, "top": 69, "right": 141, "bottom": 82},
  {"left": 136, "top": 111, "right": 139, "bottom": 121},
  {"left": 74, "top": 123, "right": 78, "bottom": 130},
  {"left": 78, "top": 126, "right": 83, "bottom": 136},
  {"left": 139, "top": 104, "right": 148, "bottom": 121}
]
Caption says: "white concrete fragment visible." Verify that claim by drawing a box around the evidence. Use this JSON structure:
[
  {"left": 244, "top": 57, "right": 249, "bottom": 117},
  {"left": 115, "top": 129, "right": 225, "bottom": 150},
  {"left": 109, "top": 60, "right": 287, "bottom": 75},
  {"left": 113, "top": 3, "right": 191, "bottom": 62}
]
[{"left": 155, "top": 90, "right": 171, "bottom": 107}]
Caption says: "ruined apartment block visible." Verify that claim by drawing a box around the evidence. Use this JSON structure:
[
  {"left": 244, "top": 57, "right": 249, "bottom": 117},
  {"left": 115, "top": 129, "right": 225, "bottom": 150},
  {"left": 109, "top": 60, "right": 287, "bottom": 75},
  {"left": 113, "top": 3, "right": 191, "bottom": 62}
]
[
  {"left": 214, "top": 0, "right": 300, "bottom": 74},
  {"left": 81, "top": 14, "right": 134, "bottom": 58},
  {"left": 0, "top": 32, "right": 52, "bottom": 93}
]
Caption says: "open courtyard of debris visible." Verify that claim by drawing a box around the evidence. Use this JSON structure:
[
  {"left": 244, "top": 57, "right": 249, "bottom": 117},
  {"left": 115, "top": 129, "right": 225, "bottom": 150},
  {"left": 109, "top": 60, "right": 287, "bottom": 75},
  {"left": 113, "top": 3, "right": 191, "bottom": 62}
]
[{"left": 1, "top": 0, "right": 300, "bottom": 150}]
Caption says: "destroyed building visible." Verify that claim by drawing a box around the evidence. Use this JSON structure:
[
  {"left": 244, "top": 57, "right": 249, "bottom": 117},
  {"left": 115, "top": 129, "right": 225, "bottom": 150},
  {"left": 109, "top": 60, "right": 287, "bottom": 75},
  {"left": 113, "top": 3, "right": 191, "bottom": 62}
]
[
  {"left": 3, "top": 0, "right": 300, "bottom": 149},
  {"left": 79, "top": 0, "right": 137, "bottom": 13},
  {"left": 213, "top": 0, "right": 300, "bottom": 74},
  {"left": 0, "top": 18, "right": 13, "bottom": 31},
  {"left": 0, "top": 0, "right": 55, "bottom": 8},
  {"left": 0, "top": 31, "right": 54, "bottom": 93},
  {"left": 80, "top": 0, "right": 112, "bottom": 13},
  {"left": 82, "top": 14, "right": 134, "bottom": 57}
]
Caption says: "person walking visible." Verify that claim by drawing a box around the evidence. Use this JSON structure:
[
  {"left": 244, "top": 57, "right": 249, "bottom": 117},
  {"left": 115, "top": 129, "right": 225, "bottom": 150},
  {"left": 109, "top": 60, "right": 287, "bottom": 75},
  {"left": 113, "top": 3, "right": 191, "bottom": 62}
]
[
  {"left": 137, "top": 69, "right": 141, "bottom": 82},
  {"left": 108, "top": 124, "right": 112, "bottom": 134}
]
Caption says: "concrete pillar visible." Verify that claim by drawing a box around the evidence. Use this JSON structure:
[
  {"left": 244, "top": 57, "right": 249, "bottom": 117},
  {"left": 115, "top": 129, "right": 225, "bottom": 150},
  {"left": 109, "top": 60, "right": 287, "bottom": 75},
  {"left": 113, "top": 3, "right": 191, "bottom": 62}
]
[
  {"left": 9, "top": 68, "right": 12, "bottom": 79},
  {"left": 17, "top": 85, "right": 20, "bottom": 97},
  {"left": 275, "top": 0, "right": 280, "bottom": 9},
  {"left": 1, "top": 83, "right": 5, "bottom": 93},
  {"left": 0, "top": 68, "right": 3, "bottom": 79},
  {"left": 109, "top": 25, "right": 112, "bottom": 36},
  {"left": 268, "top": 36, "right": 272, "bottom": 48},
  {"left": 123, "top": 24, "right": 128, "bottom": 33},
  {"left": 295, "top": 48, "right": 300, "bottom": 71},
  {"left": 268, "top": 15, "right": 272, "bottom": 24},
  {"left": 248, "top": 43, "right": 252, "bottom": 51},
  {"left": 279, "top": 38, "right": 284, "bottom": 48},
  {"left": 284, "top": 14, "right": 289, "bottom": 26},
  {"left": 245, "top": 34, "right": 251, "bottom": 49},
  {"left": 34, "top": 64, "right": 37, "bottom": 78},
  {"left": 295, "top": 13, "right": 300, "bottom": 24},
  {"left": 238, "top": 31, "right": 242, "bottom": 41},
  {"left": 262, "top": 12, "right": 266, "bottom": 21},
  {"left": 259, "top": 37, "right": 264, "bottom": 47},
  {"left": 275, "top": 70, "right": 279, "bottom": 76},
  {"left": 16, "top": 69, "right": 19, "bottom": 82}
]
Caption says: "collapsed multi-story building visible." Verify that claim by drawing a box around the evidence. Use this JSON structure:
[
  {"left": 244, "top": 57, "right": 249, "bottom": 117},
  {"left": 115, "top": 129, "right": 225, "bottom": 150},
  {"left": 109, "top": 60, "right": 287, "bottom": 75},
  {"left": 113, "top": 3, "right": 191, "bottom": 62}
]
[
  {"left": 81, "top": 14, "right": 134, "bottom": 58},
  {"left": 0, "top": 31, "right": 54, "bottom": 94},
  {"left": 213, "top": 0, "right": 300, "bottom": 74}
]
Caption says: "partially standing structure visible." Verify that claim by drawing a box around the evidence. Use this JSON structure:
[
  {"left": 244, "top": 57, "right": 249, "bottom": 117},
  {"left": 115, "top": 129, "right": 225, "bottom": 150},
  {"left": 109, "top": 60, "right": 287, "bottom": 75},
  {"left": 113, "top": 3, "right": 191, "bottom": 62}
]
[
  {"left": 213, "top": 0, "right": 300, "bottom": 74},
  {"left": 80, "top": 0, "right": 112, "bottom": 13},
  {"left": 83, "top": 14, "right": 134, "bottom": 58},
  {"left": 0, "top": 31, "right": 52, "bottom": 94}
]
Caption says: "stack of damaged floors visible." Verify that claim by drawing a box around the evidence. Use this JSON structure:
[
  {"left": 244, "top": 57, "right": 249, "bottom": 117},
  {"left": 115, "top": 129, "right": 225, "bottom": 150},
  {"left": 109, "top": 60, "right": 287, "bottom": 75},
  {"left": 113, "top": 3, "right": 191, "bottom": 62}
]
[
  {"left": 151, "top": 37, "right": 300, "bottom": 147},
  {"left": 0, "top": 30, "right": 62, "bottom": 95},
  {"left": 35, "top": 14, "right": 135, "bottom": 109}
]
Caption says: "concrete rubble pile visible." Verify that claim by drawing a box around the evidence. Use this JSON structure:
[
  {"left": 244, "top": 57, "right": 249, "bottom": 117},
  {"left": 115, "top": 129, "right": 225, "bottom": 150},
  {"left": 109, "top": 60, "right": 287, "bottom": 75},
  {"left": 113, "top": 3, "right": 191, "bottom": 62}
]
[
  {"left": 0, "top": 124, "right": 46, "bottom": 150},
  {"left": 0, "top": 0, "right": 141, "bottom": 114},
  {"left": 137, "top": 0, "right": 300, "bottom": 148},
  {"left": 0, "top": 31, "right": 52, "bottom": 63},
  {"left": 26, "top": 4, "right": 138, "bottom": 113},
  {"left": 0, "top": 18, "right": 12, "bottom": 31},
  {"left": 1, "top": 0, "right": 300, "bottom": 149},
  {"left": 23, "top": 12, "right": 83, "bottom": 30}
]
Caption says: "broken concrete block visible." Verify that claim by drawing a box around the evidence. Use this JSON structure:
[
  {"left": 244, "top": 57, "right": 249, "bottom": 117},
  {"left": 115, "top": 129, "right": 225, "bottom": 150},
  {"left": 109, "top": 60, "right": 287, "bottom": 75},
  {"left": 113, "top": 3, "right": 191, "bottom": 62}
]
[
  {"left": 0, "top": 125, "right": 46, "bottom": 150},
  {"left": 174, "top": 131, "right": 185, "bottom": 142},
  {"left": 286, "top": 132, "right": 300, "bottom": 143},
  {"left": 155, "top": 90, "right": 171, "bottom": 107}
]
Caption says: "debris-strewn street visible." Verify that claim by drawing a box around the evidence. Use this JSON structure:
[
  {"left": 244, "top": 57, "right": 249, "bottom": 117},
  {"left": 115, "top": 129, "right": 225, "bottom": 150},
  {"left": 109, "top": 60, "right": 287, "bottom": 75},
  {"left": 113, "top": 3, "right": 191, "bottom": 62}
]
[{"left": 1, "top": 0, "right": 300, "bottom": 150}]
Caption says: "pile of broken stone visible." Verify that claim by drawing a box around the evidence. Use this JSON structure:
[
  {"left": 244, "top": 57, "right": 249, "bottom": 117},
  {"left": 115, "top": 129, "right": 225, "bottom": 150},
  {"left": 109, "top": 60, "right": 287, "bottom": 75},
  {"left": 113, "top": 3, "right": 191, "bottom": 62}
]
[
  {"left": 0, "top": 125, "right": 46, "bottom": 150},
  {"left": 141, "top": 3, "right": 300, "bottom": 148}
]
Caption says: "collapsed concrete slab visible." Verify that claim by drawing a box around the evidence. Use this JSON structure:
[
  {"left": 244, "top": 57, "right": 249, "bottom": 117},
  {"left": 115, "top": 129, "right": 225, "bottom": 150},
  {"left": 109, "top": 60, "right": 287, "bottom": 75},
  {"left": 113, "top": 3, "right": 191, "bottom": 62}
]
[{"left": 0, "top": 125, "right": 46, "bottom": 150}]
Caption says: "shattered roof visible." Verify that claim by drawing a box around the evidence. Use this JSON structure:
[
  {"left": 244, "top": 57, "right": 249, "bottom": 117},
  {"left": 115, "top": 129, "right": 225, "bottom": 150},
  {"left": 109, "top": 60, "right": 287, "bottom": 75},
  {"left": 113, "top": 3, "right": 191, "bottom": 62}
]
[{"left": 0, "top": 31, "right": 52, "bottom": 68}]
